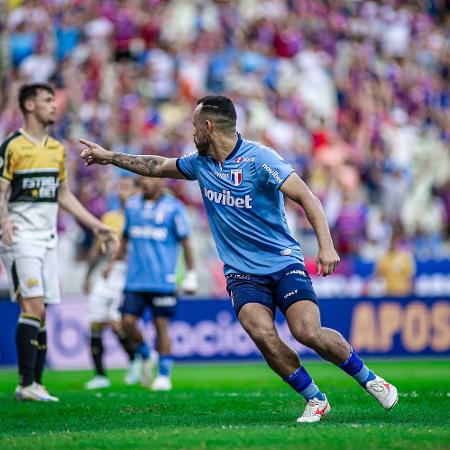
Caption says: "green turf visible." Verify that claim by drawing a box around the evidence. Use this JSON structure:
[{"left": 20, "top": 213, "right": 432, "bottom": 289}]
[{"left": 0, "top": 360, "right": 449, "bottom": 449}]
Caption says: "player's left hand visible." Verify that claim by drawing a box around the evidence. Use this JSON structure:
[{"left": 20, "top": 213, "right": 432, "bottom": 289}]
[
  {"left": 316, "top": 245, "right": 340, "bottom": 277},
  {"left": 181, "top": 270, "right": 198, "bottom": 295},
  {"left": 94, "top": 225, "right": 119, "bottom": 254}
]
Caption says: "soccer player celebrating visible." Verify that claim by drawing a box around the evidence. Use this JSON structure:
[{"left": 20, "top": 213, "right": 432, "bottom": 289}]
[
  {"left": 80, "top": 95, "right": 398, "bottom": 421},
  {"left": 106, "top": 176, "right": 197, "bottom": 390},
  {"left": 0, "top": 83, "right": 116, "bottom": 401},
  {"left": 84, "top": 175, "right": 138, "bottom": 390}
]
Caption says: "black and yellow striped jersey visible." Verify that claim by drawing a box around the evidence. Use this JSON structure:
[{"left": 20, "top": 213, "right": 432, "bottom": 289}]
[{"left": 0, "top": 129, "right": 67, "bottom": 247}]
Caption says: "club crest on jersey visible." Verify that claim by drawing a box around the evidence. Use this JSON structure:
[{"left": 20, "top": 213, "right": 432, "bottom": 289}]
[{"left": 230, "top": 169, "right": 243, "bottom": 186}]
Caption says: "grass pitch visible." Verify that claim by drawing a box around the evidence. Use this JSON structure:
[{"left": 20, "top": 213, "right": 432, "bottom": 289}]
[{"left": 0, "top": 360, "right": 449, "bottom": 449}]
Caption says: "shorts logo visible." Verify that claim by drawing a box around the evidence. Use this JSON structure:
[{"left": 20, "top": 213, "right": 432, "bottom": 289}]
[
  {"left": 281, "top": 249, "right": 292, "bottom": 256},
  {"left": 287, "top": 269, "right": 306, "bottom": 277},
  {"left": 284, "top": 289, "right": 298, "bottom": 299},
  {"left": 227, "top": 274, "right": 251, "bottom": 280},
  {"left": 26, "top": 278, "right": 39, "bottom": 288},
  {"left": 230, "top": 169, "right": 243, "bottom": 186}
]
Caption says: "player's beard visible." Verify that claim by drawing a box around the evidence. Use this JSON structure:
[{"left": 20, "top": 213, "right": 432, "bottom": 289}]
[{"left": 194, "top": 135, "right": 210, "bottom": 157}]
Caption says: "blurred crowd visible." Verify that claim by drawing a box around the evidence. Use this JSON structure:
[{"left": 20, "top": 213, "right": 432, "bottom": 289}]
[{"left": 0, "top": 0, "right": 449, "bottom": 282}]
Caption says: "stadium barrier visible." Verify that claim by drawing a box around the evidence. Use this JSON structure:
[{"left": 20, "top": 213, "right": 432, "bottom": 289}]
[{"left": 0, "top": 296, "right": 449, "bottom": 368}]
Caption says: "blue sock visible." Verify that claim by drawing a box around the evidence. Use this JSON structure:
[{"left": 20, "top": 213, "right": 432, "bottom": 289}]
[
  {"left": 136, "top": 342, "right": 150, "bottom": 360},
  {"left": 338, "top": 349, "right": 376, "bottom": 386},
  {"left": 283, "top": 366, "right": 325, "bottom": 401},
  {"left": 159, "top": 355, "right": 174, "bottom": 377}
]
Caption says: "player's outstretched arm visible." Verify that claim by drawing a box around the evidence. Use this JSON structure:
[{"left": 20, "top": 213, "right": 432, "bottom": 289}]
[
  {"left": 79, "top": 139, "right": 185, "bottom": 179},
  {"left": 280, "top": 172, "right": 340, "bottom": 276},
  {"left": 57, "top": 182, "right": 119, "bottom": 252}
]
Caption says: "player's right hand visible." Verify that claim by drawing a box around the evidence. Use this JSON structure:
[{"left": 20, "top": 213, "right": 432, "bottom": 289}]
[
  {"left": 1, "top": 218, "right": 17, "bottom": 246},
  {"left": 94, "top": 224, "right": 120, "bottom": 254},
  {"left": 316, "top": 245, "right": 340, "bottom": 277},
  {"left": 79, "top": 139, "right": 113, "bottom": 166},
  {"left": 83, "top": 278, "right": 92, "bottom": 295}
]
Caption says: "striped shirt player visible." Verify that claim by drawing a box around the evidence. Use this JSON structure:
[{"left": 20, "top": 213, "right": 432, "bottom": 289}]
[
  {"left": 1, "top": 83, "right": 115, "bottom": 402},
  {"left": 0, "top": 128, "right": 67, "bottom": 305}
]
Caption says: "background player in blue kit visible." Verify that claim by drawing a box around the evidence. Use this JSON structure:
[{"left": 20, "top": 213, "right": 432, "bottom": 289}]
[
  {"left": 80, "top": 95, "right": 398, "bottom": 422},
  {"left": 106, "top": 176, "right": 197, "bottom": 391}
]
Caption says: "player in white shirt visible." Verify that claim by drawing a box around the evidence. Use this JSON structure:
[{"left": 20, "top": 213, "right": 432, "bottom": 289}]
[{"left": 83, "top": 176, "right": 138, "bottom": 390}]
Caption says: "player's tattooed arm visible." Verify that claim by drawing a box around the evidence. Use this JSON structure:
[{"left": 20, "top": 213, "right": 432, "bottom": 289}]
[
  {"left": 0, "top": 180, "right": 15, "bottom": 246},
  {"left": 80, "top": 139, "right": 184, "bottom": 179}
]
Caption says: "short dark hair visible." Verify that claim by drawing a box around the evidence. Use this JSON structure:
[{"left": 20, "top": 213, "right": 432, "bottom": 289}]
[
  {"left": 197, "top": 95, "right": 237, "bottom": 131},
  {"left": 18, "top": 83, "right": 55, "bottom": 114}
]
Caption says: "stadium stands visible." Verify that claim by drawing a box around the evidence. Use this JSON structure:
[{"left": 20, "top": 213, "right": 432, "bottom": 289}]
[{"left": 0, "top": 0, "right": 449, "bottom": 296}]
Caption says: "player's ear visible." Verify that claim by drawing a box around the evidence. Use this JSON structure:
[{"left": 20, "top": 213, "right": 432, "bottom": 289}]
[
  {"left": 205, "top": 119, "right": 213, "bottom": 133},
  {"left": 24, "top": 98, "right": 35, "bottom": 113}
]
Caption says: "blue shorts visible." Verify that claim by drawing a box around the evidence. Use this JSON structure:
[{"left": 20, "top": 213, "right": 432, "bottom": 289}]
[
  {"left": 121, "top": 291, "right": 177, "bottom": 318},
  {"left": 226, "top": 263, "right": 317, "bottom": 317}
]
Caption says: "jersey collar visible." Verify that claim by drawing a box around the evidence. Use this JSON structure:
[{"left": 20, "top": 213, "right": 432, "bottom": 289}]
[
  {"left": 19, "top": 128, "right": 48, "bottom": 147},
  {"left": 224, "top": 132, "right": 242, "bottom": 161}
]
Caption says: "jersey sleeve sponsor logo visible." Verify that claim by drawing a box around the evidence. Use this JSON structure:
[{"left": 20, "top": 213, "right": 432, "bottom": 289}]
[
  {"left": 262, "top": 163, "right": 283, "bottom": 183},
  {"left": 230, "top": 169, "right": 243, "bottom": 186},
  {"left": 203, "top": 187, "right": 252, "bottom": 209}
]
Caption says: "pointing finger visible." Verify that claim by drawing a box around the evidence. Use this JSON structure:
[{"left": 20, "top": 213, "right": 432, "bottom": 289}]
[{"left": 79, "top": 139, "right": 96, "bottom": 148}]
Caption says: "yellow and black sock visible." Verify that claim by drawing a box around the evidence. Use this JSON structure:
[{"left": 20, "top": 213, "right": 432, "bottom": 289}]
[
  {"left": 34, "top": 325, "right": 47, "bottom": 385},
  {"left": 16, "top": 315, "right": 40, "bottom": 387}
]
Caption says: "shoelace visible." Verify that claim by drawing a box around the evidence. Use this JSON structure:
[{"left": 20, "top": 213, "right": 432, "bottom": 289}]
[
  {"left": 368, "top": 380, "right": 389, "bottom": 398},
  {"left": 302, "top": 398, "right": 321, "bottom": 417}
]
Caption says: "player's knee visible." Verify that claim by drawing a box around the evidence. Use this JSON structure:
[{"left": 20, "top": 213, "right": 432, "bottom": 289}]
[
  {"left": 296, "top": 328, "right": 320, "bottom": 347},
  {"left": 249, "top": 326, "right": 279, "bottom": 352},
  {"left": 122, "top": 315, "right": 136, "bottom": 332}
]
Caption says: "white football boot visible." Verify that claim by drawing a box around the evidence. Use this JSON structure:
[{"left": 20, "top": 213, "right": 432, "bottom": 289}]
[
  {"left": 85, "top": 375, "right": 111, "bottom": 390},
  {"left": 365, "top": 376, "right": 398, "bottom": 410},
  {"left": 15, "top": 383, "right": 59, "bottom": 402},
  {"left": 141, "top": 351, "right": 159, "bottom": 387},
  {"left": 151, "top": 375, "right": 172, "bottom": 391},
  {"left": 34, "top": 383, "right": 60, "bottom": 401},
  {"left": 124, "top": 355, "right": 143, "bottom": 385},
  {"left": 297, "top": 395, "right": 331, "bottom": 423}
]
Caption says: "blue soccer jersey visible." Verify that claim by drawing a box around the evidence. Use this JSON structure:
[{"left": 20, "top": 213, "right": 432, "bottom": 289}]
[
  {"left": 123, "top": 193, "right": 191, "bottom": 292},
  {"left": 176, "top": 134, "right": 304, "bottom": 275}
]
